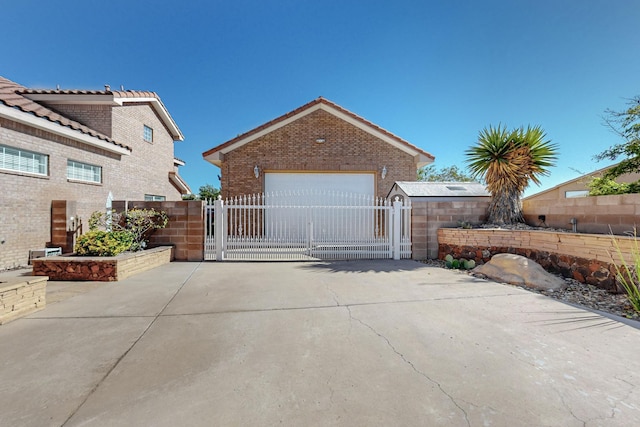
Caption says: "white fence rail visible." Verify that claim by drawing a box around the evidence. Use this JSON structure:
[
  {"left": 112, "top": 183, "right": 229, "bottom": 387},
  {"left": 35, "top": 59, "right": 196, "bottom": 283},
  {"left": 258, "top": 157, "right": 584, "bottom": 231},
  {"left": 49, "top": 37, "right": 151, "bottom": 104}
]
[{"left": 204, "top": 190, "right": 411, "bottom": 261}]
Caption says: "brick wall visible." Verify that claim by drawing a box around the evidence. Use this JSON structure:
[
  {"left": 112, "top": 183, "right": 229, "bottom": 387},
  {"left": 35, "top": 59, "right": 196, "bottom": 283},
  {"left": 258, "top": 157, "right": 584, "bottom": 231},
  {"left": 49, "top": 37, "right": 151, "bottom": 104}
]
[
  {"left": 221, "top": 109, "right": 417, "bottom": 198},
  {"left": 522, "top": 193, "right": 640, "bottom": 235},
  {"left": 42, "top": 103, "right": 112, "bottom": 137},
  {"left": 0, "top": 101, "right": 184, "bottom": 270}
]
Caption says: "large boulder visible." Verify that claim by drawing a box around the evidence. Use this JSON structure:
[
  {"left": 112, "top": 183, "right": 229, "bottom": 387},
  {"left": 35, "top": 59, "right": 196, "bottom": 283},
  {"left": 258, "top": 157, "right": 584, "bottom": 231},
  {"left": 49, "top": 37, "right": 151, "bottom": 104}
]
[{"left": 473, "top": 253, "right": 567, "bottom": 292}]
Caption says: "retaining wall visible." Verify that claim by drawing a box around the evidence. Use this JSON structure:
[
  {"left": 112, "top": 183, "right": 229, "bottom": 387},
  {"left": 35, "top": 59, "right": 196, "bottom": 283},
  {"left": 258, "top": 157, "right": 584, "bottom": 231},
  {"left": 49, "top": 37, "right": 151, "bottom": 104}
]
[
  {"left": 0, "top": 276, "right": 47, "bottom": 324},
  {"left": 438, "top": 228, "right": 638, "bottom": 292}
]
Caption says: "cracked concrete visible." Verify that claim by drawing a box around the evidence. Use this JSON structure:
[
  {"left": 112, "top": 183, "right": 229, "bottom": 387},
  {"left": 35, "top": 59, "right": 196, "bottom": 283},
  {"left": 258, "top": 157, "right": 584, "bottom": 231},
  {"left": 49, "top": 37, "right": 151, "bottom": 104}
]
[{"left": 0, "top": 260, "right": 639, "bottom": 426}]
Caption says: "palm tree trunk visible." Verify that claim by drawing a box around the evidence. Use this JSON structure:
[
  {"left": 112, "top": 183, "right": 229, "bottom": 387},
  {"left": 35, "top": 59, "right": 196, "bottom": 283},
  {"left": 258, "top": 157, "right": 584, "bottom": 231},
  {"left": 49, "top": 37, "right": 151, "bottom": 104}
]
[{"left": 487, "top": 189, "right": 524, "bottom": 224}]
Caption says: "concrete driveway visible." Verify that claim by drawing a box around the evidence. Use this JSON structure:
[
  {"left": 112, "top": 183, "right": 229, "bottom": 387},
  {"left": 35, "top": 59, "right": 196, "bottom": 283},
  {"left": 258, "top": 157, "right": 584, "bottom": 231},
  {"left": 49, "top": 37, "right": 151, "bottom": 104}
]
[{"left": 1, "top": 260, "right": 639, "bottom": 426}]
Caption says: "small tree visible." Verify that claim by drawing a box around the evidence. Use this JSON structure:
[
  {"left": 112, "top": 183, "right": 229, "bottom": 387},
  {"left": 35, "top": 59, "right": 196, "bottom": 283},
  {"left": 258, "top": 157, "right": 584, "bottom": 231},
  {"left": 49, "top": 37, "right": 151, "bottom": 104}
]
[
  {"left": 465, "top": 124, "right": 558, "bottom": 224},
  {"left": 417, "top": 164, "right": 475, "bottom": 182},
  {"left": 199, "top": 184, "right": 220, "bottom": 201},
  {"left": 591, "top": 96, "right": 640, "bottom": 193}
]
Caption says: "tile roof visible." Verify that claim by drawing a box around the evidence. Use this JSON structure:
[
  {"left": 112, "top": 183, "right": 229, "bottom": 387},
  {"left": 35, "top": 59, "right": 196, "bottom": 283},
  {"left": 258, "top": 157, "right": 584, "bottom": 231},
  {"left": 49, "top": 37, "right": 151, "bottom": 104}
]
[
  {"left": 203, "top": 97, "right": 435, "bottom": 161},
  {"left": 19, "top": 86, "right": 160, "bottom": 100},
  {"left": 0, "top": 76, "right": 131, "bottom": 151}
]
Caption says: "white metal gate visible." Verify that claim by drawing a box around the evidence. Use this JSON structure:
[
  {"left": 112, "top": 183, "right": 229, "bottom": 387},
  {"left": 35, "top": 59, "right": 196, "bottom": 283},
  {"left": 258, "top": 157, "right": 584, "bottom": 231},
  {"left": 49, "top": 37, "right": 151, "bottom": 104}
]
[{"left": 204, "top": 190, "right": 411, "bottom": 261}]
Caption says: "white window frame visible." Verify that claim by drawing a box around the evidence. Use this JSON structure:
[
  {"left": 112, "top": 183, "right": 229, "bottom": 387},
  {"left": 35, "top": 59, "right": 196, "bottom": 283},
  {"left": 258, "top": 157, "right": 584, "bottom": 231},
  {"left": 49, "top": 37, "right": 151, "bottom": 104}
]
[
  {"left": 67, "top": 159, "right": 102, "bottom": 184},
  {"left": 565, "top": 190, "right": 589, "bottom": 198},
  {"left": 143, "top": 125, "right": 153, "bottom": 143},
  {"left": 0, "top": 144, "right": 48, "bottom": 176},
  {"left": 144, "top": 194, "right": 166, "bottom": 201}
]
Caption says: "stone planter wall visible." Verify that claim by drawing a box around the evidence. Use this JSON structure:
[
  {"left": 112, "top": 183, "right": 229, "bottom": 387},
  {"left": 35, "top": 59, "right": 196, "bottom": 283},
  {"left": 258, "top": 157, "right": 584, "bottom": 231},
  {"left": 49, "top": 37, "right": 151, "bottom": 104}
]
[
  {"left": 438, "top": 228, "right": 639, "bottom": 292},
  {"left": 32, "top": 246, "right": 173, "bottom": 281},
  {"left": 0, "top": 276, "right": 47, "bottom": 325}
]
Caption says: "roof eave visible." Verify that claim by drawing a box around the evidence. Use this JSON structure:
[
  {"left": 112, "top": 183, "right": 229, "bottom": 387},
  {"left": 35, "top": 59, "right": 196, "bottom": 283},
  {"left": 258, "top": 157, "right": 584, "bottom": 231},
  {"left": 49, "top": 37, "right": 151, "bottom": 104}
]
[
  {"left": 0, "top": 104, "right": 131, "bottom": 156},
  {"left": 114, "top": 97, "right": 184, "bottom": 141},
  {"left": 169, "top": 171, "right": 192, "bottom": 194},
  {"left": 203, "top": 150, "right": 223, "bottom": 167}
]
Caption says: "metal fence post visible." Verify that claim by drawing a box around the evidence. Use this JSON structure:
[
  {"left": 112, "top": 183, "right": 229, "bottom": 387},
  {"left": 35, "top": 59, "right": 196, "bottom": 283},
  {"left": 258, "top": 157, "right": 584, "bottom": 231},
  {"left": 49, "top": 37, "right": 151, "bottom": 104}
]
[
  {"left": 215, "top": 197, "right": 224, "bottom": 261},
  {"left": 393, "top": 197, "right": 401, "bottom": 260}
]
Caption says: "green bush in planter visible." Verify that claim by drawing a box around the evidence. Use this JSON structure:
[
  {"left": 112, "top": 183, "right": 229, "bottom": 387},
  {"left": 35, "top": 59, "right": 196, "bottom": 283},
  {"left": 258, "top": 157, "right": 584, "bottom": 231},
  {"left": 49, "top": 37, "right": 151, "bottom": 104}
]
[{"left": 75, "top": 231, "right": 134, "bottom": 256}]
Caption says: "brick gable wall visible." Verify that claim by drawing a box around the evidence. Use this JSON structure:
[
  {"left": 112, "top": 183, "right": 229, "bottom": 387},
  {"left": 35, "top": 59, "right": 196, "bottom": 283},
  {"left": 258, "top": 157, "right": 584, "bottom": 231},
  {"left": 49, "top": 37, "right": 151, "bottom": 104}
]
[
  {"left": 41, "top": 103, "right": 113, "bottom": 137},
  {"left": 221, "top": 109, "right": 418, "bottom": 198}
]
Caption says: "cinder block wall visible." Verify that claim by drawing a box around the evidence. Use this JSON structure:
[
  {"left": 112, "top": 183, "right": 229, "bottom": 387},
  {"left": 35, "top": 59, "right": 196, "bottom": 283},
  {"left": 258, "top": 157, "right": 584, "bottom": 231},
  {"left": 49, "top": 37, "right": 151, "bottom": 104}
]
[
  {"left": 522, "top": 193, "right": 640, "bottom": 235},
  {"left": 411, "top": 199, "right": 489, "bottom": 260},
  {"left": 112, "top": 200, "right": 204, "bottom": 261},
  {"left": 221, "top": 109, "right": 417, "bottom": 199}
]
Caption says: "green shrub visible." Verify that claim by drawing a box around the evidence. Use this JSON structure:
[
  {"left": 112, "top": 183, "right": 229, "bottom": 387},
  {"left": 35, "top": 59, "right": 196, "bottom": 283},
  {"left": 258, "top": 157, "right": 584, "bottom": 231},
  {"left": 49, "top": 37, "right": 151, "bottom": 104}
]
[
  {"left": 610, "top": 232, "right": 640, "bottom": 313},
  {"left": 88, "top": 208, "right": 168, "bottom": 252},
  {"left": 74, "top": 231, "right": 134, "bottom": 257}
]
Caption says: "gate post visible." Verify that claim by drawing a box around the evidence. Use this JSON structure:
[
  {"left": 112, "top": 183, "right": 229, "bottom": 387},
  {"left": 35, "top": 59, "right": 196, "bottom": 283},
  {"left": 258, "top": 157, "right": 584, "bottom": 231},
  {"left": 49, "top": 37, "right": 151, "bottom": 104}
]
[
  {"left": 392, "top": 197, "right": 402, "bottom": 260},
  {"left": 214, "top": 198, "right": 224, "bottom": 261}
]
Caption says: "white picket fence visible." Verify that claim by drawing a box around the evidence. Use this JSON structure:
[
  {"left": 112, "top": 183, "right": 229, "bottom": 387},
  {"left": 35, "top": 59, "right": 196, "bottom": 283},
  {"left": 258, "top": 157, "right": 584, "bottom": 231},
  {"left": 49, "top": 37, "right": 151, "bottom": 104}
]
[{"left": 204, "top": 190, "right": 411, "bottom": 261}]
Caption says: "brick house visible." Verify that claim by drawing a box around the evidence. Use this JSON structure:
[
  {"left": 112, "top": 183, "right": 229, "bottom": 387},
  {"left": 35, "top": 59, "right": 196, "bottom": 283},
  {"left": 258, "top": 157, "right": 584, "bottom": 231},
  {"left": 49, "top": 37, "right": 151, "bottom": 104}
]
[
  {"left": 203, "top": 97, "right": 434, "bottom": 199},
  {"left": 0, "top": 76, "right": 190, "bottom": 270}
]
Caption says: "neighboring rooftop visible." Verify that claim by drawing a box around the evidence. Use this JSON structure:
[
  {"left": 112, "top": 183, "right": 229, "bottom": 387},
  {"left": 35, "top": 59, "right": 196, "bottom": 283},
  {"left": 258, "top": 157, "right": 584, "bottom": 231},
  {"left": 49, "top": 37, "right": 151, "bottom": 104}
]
[{"left": 390, "top": 181, "right": 490, "bottom": 198}]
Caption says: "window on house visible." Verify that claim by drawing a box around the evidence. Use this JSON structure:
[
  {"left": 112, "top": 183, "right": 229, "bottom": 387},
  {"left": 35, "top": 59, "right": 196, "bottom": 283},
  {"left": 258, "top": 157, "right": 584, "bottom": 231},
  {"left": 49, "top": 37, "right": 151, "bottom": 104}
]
[
  {"left": 565, "top": 190, "right": 589, "bottom": 198},
  {"left": 67, "top": 160, "right": 102, "bottom": 183},
  {"left": 144, "top": 194, "right": 166, "bottom": 201},
  {"left": 143, "top": 125, "right": 153, "bottom": 142},
  {"left": 0, "top": 144, "right": 48, "bottom": 176}
]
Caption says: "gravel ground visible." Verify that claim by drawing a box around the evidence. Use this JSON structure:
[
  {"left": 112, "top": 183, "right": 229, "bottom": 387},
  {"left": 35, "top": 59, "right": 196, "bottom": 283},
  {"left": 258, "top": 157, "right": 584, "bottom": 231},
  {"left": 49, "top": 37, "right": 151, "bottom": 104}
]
[{"left": 423, "top": 259, "right": 640, "bottom": 323}]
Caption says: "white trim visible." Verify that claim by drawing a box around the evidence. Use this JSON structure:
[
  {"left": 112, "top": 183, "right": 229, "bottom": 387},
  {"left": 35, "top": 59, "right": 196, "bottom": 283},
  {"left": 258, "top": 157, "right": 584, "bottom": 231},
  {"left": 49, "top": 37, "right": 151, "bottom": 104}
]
[
  {"left": 114, "top": 97, "right": 184, "bottom": 141},
  {"left": 204, "top": 103, "right": 432, "bottom": 168},
  {"left": 0, "top": 104, "right": 131, "bottom": 156},
  {"left": 169, "top": 171, "right": 191, "bottom": 194}
]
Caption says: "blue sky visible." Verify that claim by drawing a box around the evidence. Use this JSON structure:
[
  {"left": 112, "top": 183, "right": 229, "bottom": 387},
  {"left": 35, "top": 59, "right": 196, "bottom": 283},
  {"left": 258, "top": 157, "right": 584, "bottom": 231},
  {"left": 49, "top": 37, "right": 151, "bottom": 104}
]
[{"left": 2, "top": 0, "right": 640, "bottom": 197}]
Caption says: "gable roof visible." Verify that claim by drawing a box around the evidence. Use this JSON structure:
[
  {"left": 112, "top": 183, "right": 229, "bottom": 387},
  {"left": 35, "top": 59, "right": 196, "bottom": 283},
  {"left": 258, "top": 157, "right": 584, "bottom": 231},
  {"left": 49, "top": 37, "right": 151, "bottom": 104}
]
[
  {"left": 389, "top": 181, "right": 490, "bottom": 198},
  {"left": 0, "top": 76, "right": 131, "bottom": 155},
  {"left": 203, "top": 97, "right": 435, "bottom": 167},
  {"left": 18, "top": 85, "right": 184, "bottom": 141}
]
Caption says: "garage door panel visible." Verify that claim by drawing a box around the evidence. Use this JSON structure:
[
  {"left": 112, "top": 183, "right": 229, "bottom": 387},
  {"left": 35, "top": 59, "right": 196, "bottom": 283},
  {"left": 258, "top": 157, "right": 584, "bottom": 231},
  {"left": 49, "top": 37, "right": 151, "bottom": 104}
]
[{"left": 265, "top": 173, "right": 374, "bottom": 197}]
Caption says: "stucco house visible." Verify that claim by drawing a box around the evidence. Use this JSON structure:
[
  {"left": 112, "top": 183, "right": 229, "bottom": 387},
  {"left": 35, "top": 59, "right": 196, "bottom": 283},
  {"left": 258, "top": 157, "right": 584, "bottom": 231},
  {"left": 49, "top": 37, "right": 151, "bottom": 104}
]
[
  {"left": 0, "top": 76, "right": 190, "bottom": 269},
  {"left": 203, "top": 97, "right": 434, "bottom": 199}
]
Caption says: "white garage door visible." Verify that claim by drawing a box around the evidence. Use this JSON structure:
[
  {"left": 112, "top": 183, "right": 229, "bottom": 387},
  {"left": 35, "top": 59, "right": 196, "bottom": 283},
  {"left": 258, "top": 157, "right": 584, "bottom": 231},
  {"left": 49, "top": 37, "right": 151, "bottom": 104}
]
[
  {"left": 263, "top": 172, "right": 376, "bottom": 241},
  {"left": 265, "top": 172, "right": 374, "bottom": 201}
]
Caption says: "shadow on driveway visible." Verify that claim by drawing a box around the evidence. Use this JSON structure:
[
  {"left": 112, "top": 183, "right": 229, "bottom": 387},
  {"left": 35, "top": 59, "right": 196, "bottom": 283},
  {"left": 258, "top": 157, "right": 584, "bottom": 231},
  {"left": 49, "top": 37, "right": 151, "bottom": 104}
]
[{"left": 297, "top": 258, "right": 432, "bottom": 273}]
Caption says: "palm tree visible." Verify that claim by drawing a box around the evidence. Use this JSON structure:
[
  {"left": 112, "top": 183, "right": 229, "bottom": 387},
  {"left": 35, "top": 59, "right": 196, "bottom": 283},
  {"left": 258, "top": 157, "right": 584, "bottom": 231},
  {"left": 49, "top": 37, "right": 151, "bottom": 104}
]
[{"left": 465, "top": 124, "right": 558, "bottom": 224}]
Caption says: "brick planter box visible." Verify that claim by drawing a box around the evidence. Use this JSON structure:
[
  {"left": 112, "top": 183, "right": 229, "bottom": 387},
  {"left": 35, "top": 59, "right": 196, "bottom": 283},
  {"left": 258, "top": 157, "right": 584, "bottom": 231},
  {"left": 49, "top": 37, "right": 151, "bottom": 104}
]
[
  {"left": 0, "top": 276, "right": 47, "bottom": 325},
  {"left": 32, "top": 246, "right": 174, "bottom": 282}
]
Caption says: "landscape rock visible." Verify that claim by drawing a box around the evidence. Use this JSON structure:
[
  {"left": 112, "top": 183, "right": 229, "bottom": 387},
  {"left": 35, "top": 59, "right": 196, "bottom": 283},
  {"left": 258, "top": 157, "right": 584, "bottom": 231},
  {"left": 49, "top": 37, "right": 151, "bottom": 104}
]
[{"left": 473, "top": 253, "right": 567, "bottom": 292}]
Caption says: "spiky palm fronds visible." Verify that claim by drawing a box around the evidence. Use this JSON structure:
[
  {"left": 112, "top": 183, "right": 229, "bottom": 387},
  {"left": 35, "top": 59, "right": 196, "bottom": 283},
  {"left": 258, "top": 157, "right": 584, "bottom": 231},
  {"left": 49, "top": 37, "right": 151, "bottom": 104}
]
[{"left": 465, "top": 124, "right": 558, "bottom": 224}]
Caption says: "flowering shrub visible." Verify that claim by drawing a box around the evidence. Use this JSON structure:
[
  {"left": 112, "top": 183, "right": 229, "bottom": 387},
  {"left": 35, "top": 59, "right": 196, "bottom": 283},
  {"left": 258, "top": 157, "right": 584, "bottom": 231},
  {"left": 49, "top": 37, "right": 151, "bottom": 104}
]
[
  {"left": 74, "top": 231, "right": 134, "bottom": 257},
  {"left": 81, "top": 207, "right": 169, "bottom": 255}
]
